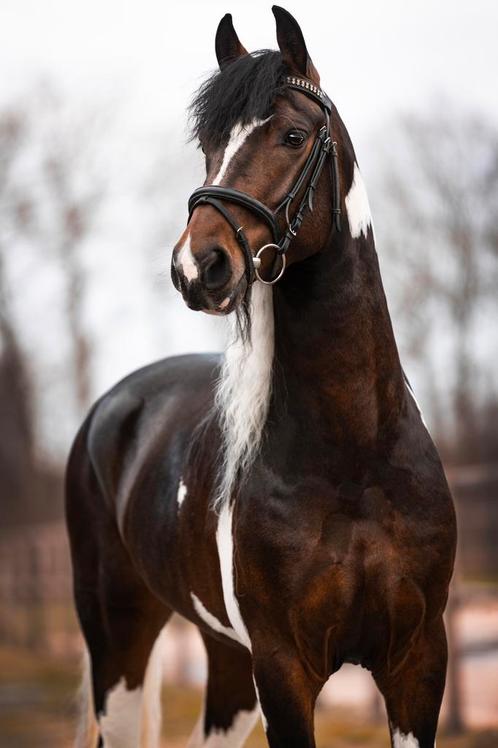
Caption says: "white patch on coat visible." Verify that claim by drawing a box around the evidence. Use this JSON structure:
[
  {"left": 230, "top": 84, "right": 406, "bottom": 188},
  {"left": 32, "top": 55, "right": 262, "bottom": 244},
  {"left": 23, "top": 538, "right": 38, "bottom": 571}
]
[
  {"left": 215, "top": 282, "right": 274, "bottom": 508},
  {"left": 177, "top": 478, "right": 188, "bottom": 509},
  {"left": 97, "top": 629, "right": 165, "bottom": 748},
  {"left": 190, "top": 592, "right": 240, "bottom": 644},
  {"left": 253, "top": 677, "right": 268, "bottom": 732},
  {"left": 392, "top": 728, "right": 420, "bottom": 748},
  {"left": 345, "top": 163, "right": 372, "bottom": 239},
  {"left": 216, "top": 500, "right": 252, "bottom": 650},
  {"left": 212, "top": 118, "right": 270, "bottom": 186},
  {"left": 187, "top": 703, "right": 259, "bottom": 747},
  {"left": 177, "top": 233, "right": 199, "bottom": 282},
  {"left": 99, "top": 679, "right": 142, "bottom": 748},
  {"left": 404, "top": 377, "right": 429, "bottom": 430}
]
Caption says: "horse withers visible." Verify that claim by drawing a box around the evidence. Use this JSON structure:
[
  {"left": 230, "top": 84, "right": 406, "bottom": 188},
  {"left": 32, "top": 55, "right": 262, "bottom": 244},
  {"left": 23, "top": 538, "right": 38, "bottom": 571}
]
[{"left": 66, "top": 7, "right": 456, "bottom": 748}]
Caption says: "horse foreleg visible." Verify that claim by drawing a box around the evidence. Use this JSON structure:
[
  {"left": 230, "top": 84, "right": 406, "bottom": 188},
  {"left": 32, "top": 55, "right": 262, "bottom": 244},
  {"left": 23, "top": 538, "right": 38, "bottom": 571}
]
[
  {"left": 374, "top": 616, "right": 448, "bottom": 748},
  {"left": 252, "top": 645, "right": 323, "bottom": 748},
  {"left": 187, "top": 631, "right": 259, "bottom": 747}
]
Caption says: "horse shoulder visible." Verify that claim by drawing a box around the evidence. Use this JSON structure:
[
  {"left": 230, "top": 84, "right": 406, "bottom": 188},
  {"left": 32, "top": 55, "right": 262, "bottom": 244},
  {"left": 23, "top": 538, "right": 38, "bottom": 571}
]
[{"left": 77, "top": 354, "right": 219, "bottom": 521}]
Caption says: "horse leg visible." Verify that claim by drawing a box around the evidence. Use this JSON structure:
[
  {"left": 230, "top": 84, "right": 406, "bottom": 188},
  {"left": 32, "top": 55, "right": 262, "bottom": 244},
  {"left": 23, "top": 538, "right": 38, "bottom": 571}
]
[
  {"left": 251, "top": 646, "right": 323, "bottom": 748},
  {"left": 74, "top": 527, "right": 172, "bottom": 748},
  {"left": 187, "top": 632, "right": 259, "bottom": 747},
  {"left": 73, "top": 525, "right": 171, "bottom": 748},
  {"left": 374, "top": 616, "right": 448, "bottom": 748},
  {"left": 67, "top": 454, "right": 171, "bottom": 748}
]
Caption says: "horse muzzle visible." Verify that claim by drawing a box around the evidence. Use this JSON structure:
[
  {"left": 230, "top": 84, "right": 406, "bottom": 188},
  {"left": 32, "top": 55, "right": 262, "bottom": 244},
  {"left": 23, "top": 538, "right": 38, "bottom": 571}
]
[{"left": 171, "top": 242, "right": 246, "bottom": 314}]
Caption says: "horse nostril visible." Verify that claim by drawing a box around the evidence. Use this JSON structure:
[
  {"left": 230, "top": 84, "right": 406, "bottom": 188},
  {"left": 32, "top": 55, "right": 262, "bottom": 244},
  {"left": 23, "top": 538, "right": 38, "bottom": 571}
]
[{"left": 201, "top": 248, "right": 231, "bottom": 291}]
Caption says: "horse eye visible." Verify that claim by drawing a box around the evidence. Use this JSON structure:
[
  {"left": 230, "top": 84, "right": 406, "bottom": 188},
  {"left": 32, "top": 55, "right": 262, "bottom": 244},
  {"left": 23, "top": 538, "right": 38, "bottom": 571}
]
[{"left": 284, "top": 130, "right": 306, "bottom": 148}]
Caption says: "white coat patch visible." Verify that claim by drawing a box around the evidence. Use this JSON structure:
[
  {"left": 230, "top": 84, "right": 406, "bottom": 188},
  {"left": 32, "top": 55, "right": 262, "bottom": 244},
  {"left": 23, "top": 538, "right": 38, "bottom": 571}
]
[
  {"left": 177, "top": 478, "right": 188, "bottom": 509},
  {"left": 253, "top": 677, "right": 268, "bottom": 732},
  {"left": 215, "top": 282, "right": 274, "bottom": 508},
  {"left": 187, "top": 704, "right": 259, "bottom": 747},
  {"left": 190, "top": 592, "right": 240, "bottom": 644},
  {"left": 392, "top": 728, "right": 420, "bottom": 748},
  {"left": 99, "top": 679, "right": 142, "bottom": 748},
  {"left": 215, "top": 501, "right": 252, "bottom": 650},
  {"left": 212, "top": 118, "right": 270, "bottom": 186},
  {"left": 345, "top": 163, "right": 372, "bottom": 239}
]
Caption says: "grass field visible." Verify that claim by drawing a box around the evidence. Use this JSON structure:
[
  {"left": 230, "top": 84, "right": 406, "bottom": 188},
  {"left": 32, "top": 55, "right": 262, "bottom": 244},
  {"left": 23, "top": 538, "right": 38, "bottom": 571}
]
[{"left": 0, "top": 646, "right": 497, "bottom": 748}]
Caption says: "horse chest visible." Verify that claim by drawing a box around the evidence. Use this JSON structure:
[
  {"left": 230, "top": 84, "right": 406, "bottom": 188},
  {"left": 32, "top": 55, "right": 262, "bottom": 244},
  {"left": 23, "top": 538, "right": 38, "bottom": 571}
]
[{"left": 224, "top": 478, "right": 445, "bottom": 649}]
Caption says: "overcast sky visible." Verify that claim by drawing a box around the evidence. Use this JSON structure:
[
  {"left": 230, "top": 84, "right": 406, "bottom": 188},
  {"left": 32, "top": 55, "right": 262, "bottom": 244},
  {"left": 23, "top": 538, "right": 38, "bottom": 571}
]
[
  {"left": 2, "top": 0, "right": 497, "bottom": 153},
  {"left": 1, "top": 0, "right": 497, "bottom": 455}
]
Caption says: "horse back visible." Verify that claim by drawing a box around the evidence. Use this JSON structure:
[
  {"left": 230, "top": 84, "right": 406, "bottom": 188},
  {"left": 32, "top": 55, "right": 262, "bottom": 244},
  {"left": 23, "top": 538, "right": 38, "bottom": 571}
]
[{"left": 67, "top": 353, "right": 220, "bottom": 533}]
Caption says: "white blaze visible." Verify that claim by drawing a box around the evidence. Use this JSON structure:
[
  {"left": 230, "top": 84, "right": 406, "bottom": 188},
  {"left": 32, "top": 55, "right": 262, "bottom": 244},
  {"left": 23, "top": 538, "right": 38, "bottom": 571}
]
[
  {"left": 345, "top": 163, "right": 372, "bottom": 239},
  {"left": 212, "top": 118, "right": 270, "bottom": 186},
  {"left": 176, "top": 117, "right": 269, "bottom": 285},
  {"left": 177, "top": 233, "right": 199, "bottom": 282}
]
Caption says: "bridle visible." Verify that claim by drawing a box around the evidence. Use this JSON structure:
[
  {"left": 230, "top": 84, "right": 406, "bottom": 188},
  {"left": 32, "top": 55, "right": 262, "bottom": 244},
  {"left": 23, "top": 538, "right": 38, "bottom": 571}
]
[{"left": 187, "top": 75, "right": 341, "bottom": 285}]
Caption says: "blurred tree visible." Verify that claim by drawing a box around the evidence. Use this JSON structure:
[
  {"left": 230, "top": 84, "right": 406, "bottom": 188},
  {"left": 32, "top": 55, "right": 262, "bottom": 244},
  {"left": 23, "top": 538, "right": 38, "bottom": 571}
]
[
  {"left": 39, "top": 93, "right": 107, "bottom": 412},
  {"left": 0, "top": 91, "right": 107, "bottom": 523},
  {"left": 372, "top": 101, "right": 498, "bottom": 463},
  {"left": 0, "top": 110, "right": 36, "bottom": 526},
  {"left": 0, "top": 252, "right": 36, "bottom": 526}
]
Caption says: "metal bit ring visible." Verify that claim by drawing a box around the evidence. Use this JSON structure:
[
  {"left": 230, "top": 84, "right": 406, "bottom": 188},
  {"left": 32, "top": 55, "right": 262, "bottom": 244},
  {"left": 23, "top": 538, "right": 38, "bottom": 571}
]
[{"left": 253, "top": 244, "right": 286, "bottom": 285}]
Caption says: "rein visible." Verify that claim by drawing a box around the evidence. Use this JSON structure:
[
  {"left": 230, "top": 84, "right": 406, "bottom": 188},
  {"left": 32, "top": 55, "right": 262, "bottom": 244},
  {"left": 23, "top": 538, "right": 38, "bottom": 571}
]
[{"left": 188, "top": 75, "right": 341, "bottom": 285}]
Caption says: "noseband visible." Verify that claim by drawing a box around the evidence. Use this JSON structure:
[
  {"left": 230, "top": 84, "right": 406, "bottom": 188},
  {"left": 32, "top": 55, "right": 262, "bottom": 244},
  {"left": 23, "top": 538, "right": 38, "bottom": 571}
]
[{"left": 187, "top": 76, "right": 341, "bottom": 285}]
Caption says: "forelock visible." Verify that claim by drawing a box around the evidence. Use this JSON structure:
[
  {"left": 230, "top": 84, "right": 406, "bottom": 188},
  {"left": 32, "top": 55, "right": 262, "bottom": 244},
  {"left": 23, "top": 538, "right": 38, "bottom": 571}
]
[{"left": 189, "top": 50, "right": 286, "bottom": 148}]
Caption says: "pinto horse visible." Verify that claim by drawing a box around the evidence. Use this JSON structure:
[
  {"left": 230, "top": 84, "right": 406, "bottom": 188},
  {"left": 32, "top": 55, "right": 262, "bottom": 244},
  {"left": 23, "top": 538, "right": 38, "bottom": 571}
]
[{"left": 66, "top": 7, "right": 456, "bottom": 748}]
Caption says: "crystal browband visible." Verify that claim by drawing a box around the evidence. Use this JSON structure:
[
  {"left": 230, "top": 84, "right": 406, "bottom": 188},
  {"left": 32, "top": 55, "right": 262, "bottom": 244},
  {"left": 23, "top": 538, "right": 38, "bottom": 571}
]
[
  {"left": 284, "top": 75, "right": 332, "bottom": 112},
  {"left": 285, "top": 75, "right": 324, "bottom": 99}
]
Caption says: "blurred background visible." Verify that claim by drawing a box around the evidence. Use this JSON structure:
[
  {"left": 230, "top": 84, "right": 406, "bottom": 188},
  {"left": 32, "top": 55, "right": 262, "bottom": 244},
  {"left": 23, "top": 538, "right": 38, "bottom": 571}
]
[{"left": 0, "top": 1, "right": 497, "bottom": 746}]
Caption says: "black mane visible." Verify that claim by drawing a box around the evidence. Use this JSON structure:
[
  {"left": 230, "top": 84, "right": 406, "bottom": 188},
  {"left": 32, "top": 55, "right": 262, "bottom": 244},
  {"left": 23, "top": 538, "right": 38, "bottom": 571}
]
[{"left": 189, "top": 50, "right": 286, "bottom": 148}]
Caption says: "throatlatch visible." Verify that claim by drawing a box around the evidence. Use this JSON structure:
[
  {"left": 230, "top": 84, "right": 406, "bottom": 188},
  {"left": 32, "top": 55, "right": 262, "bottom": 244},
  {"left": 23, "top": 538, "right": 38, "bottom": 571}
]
[{"left": 188, "top": 75, "right": 341, "bottom": 285}]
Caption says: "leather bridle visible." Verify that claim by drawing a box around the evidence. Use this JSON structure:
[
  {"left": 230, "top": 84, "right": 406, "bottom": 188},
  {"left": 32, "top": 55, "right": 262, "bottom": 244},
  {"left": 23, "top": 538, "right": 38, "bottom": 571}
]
[{"left": 187, "top": 75, "right": 341, "bottom": 285}]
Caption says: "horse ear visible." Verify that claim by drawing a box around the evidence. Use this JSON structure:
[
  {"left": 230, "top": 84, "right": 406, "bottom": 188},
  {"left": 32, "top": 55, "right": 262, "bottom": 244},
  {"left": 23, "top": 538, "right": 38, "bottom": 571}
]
[
  {"left": 215, "top": 13, "right": 248, "bottom": 70},
  {"left": 272, "top": 5, "right": 320, "bottom": 84}
]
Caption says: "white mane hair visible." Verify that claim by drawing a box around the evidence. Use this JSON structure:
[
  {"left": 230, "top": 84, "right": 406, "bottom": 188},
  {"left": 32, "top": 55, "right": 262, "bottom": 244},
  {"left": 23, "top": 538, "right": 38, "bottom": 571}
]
[{"left": 214, "top": 282, "right": 274, "bottom": 509}]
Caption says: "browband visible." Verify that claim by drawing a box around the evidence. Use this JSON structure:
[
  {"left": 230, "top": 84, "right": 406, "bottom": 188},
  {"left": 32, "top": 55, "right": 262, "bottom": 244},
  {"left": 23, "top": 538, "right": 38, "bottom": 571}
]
[
  {"left": 284, "top": 75, "right": 333, "bottom": 112},
  {"left": 187, "top": 75, "right": 341, "bottom": 285}
]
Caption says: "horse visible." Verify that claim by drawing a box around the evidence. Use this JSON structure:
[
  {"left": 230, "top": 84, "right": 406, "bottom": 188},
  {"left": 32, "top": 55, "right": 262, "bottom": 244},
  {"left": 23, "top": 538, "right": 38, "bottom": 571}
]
[{"left": 66, "top": 6, "right": 457, "bottom": 748}]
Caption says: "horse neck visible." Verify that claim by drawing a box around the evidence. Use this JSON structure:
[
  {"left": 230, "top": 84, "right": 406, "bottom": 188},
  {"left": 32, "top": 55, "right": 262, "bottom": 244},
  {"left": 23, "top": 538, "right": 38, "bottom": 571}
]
[{"left": 270, "top": 208, "right": 405, "bottom": 452}]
